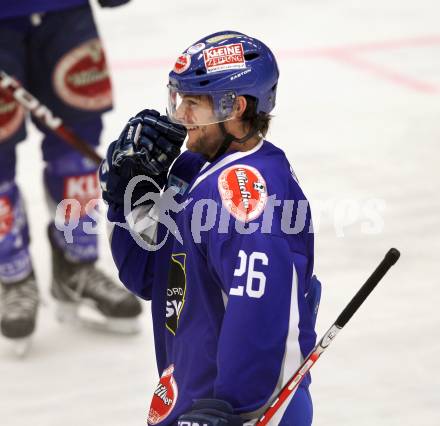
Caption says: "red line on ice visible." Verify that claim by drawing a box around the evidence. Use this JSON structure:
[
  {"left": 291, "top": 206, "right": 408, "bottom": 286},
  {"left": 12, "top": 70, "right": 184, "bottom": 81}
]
[{"left": 110, "top": 34, "right": 440, "bottom": 94}]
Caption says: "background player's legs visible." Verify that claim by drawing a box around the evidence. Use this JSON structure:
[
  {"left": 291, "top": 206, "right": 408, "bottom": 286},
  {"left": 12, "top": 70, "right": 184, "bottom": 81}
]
[
  {"left": 0, "top": 18, "right": 39, "bottom": 346},
  {"left": 43, "top": 121, "right": 141, "bottom": 332},
  {"left": 29, "top": 5, "right": 141, "bottom": 332},
  {"left": 0, "top": 147, "right": 39, "bottom": 342}
]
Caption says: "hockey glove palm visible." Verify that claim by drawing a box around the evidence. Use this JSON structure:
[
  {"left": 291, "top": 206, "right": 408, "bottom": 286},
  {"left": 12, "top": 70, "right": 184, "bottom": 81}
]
[
  {"left": 178, "top": 399, "right": 243, "bottom": 426},
  {"left": 99, "top": 109, "right": 186, "bottom": 212}
]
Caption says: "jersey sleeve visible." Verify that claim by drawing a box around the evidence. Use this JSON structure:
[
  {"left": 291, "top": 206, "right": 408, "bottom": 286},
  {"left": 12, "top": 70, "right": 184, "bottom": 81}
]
[
  {"left": 106, "top": 149, "right": 206, "bottom": 301},
  {"left": 209, "top": 231, "right": 312, "bottom": 417},
  {"left": 107, "top": 203, "right": 158, "bottom": 300},
  {"left": 204, "top": 158, "right": 316, "bottom": 419}
]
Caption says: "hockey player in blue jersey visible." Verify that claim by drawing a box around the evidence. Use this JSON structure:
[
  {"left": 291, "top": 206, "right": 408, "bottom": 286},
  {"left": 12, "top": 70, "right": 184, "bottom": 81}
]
[
  {"left": 0, "top": 0, "right": 141, "bottom": 354},
  {"left": 100, "top": 31, "right": 321, "bottom": 425}
]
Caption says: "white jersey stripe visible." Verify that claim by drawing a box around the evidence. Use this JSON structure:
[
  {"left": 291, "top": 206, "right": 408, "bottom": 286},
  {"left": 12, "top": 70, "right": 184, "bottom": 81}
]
[{"left": 268, "top": 262, "right": 302, "bottom": 425}]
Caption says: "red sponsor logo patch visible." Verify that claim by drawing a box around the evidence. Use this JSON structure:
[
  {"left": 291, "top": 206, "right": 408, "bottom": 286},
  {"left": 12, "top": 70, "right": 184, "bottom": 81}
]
[
  {"left": 148, "top": 364, "right": 178, "bottom": 425},
  {"left": 63, "top": 173, "right": 100, "bottom": 220},
  {"left": 0, "top": 196, "right": 14, "bottom": 238},
  {"left": 218, "top": 165, "right": 267, "bottom": 222},
  {"left": 0, "top": 87, "right": 24, "bottom": 142},
  {"left": 203, "top": 43, "right": 246, "bottom": 74},
  {"left": 173, "top": 53, "right": 191, "bottom": 74},
  {"left": 53, "top": 38, "right": 113, "bottom": 111}
]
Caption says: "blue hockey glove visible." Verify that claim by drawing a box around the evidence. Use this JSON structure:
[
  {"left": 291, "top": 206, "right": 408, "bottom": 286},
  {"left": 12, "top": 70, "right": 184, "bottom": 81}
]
[
  {"left": 99, "top": 109, "right": 186, "bottom": 212},
  {"left": 98, "top": 0, "right": 131, "bottom": 7},
  {"left": 177, "top": 399, "right": 243, "bottom": 426}
]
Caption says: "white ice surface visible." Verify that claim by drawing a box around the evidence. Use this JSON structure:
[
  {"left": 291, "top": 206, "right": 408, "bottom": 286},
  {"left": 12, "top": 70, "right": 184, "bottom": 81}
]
[{"left": 1, "top": 1, "right": 439, "bottom": 425}]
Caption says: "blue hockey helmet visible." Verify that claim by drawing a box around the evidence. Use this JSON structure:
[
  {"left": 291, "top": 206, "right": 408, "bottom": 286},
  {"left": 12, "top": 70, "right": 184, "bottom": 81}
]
[{"left": 167, "top": 31, "right": 279, "bottom": 126}]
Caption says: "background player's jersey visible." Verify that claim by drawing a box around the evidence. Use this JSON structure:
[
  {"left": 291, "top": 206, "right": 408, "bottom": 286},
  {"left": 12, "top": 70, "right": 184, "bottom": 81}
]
[
  {"left": 0, "top": 0, "right": 88, "bottom": 19},
  {"left": 109, "top": 140, "right": 318, "bottom": 425}
]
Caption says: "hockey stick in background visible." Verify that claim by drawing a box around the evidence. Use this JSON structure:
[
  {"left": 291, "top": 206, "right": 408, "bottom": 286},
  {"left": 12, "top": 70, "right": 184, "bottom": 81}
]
[
  {"left": 0, "top": 70, "right": 103, "bottom": 165},
  {"left": 257, "top": 248, "right": 401, "bottom": 425}
]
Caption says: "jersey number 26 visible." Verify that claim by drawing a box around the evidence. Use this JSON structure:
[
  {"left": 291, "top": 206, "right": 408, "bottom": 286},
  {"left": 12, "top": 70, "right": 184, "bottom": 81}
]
[{"left": 230, "top": 250, "right": 268, "bottom": 299}]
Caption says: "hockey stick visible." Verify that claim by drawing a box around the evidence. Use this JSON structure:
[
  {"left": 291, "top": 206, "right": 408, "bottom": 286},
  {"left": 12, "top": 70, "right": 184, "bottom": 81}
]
[
  {"left": 0, "top": 70, "right": 103, "bottom": 165},
  {"left": 257, "top": 248, "right": 401, "bottom": 425}
]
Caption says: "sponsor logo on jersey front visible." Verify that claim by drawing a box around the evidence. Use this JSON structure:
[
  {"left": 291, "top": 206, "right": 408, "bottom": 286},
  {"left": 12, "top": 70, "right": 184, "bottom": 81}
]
[
  {"left": 218, "top": 165, "right": 267, "bottom": 222},
  {"left": 53, "top": 38, "right": 113, "bottom": 111},
  {"left": 166, "top": 253, "right": 187, "bottom": 335},
  {"left": 0, "top": 196, "right": 13, "bottom": 239},
  {"left": 63, "top": 174, "right": 100, "bottom": 220},
  {"left": 148, "top": 364, "right": 179, "bottom": 425},
  {"left": 203, "top": 43, "right": 246, "bottom": 74},
  {"left": 173, "top": 54, "right": 191, "bottom": 74},
  {"left": 0, "top": 87, "right": 24, "bottom": 142}
]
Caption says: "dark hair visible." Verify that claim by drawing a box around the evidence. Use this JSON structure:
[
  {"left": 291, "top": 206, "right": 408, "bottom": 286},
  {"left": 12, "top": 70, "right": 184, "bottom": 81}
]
[{"left": 241, "top": 96, "right": 272, "bottom": 137}]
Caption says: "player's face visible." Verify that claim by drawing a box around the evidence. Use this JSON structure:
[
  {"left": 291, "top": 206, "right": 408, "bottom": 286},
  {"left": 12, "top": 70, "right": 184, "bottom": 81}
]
[
  {"left": 177, "top": 95, "right": 226, "bottom": 159},
  {"left": 185, "top": 121, "right": 225, "bottom": 159}
]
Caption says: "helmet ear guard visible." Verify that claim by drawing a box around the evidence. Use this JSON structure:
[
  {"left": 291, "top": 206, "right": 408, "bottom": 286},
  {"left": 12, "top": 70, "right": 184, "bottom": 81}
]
[{"left": 218, "top": 92, "right": 237, "bottom": 118}]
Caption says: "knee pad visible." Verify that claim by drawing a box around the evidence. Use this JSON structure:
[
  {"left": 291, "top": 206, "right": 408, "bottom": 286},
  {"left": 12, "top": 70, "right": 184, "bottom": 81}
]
[
  {"left": 0, "top": 181, "right": 32, "bottom": 283},
  {"left": 44, "top": 150, "right": 100, "bottom": 263},
  {"left": 0, "top": 28, "right": 27, "bottom": 147},
  {"left": 28, "top": 5, "right": 113, "bottom": 124}
]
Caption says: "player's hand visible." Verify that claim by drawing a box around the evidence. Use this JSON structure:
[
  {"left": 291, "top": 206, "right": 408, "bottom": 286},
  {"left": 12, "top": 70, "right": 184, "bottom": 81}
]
[
  {"left": 111, "top": 109, "right": 186, "bottom": 177},
  {"left": 99, "top": 109, "right": 186, "bottom": 211},
  {"left": 177, "top": 399, "right": 243, "bottom": 426}
]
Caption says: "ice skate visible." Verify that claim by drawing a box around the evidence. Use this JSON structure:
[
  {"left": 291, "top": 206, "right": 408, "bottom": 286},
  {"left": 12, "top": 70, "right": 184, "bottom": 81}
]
[
  {"left": 49, "top": 231, "right": 142, "bottom": 335},
  {"left": 0, "top": 274, "right": 39, "bottom": 357}
]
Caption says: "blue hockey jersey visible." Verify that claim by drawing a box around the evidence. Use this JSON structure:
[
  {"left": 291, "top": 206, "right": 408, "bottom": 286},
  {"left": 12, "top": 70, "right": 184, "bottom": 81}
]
[{"left": 108, "top": 140, "right": 319, "bottom": 425}]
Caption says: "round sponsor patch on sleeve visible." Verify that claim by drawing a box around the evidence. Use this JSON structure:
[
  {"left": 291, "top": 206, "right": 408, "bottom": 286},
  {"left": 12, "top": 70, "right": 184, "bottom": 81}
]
[
  {"left": 53, "top": 38, "right": 113, "bottom": 111},
  {"left": 218, "top": 164, "right": 268, "bottom": 222},
  {"left": 148, "top": 364, "right": 178, "bottom": 425}
]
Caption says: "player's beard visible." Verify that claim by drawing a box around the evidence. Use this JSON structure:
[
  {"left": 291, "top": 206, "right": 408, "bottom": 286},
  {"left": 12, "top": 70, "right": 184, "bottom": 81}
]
[{"left": 185, "top": 123, "right": 225, "bottom": 160}]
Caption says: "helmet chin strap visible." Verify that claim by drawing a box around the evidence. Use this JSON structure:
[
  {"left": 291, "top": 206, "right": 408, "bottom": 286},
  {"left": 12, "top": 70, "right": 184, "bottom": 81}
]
[{"left": 208, "top": 121, "right": 260, "bottom": 162}]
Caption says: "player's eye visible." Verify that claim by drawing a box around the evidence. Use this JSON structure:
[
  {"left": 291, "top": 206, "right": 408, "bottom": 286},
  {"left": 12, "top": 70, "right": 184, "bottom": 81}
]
[{"left": 184, "top": 98, "right": 199, "bottom": 107}]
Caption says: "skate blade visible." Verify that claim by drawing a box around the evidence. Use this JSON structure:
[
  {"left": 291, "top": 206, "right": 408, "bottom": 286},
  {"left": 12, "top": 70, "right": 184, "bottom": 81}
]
[
  {"left": 55, "top": 301, "right": 79, "bottom": 323},
  {"left": 11, "top": 337, "right": 32, "bottom": 358},
  {"left": 55, "top": 301, "right": 140, "bottom": 335}
]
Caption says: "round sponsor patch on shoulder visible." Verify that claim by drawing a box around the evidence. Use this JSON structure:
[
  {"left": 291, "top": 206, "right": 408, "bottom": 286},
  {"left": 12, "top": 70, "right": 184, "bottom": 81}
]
[
  {"left": 0, "top": 87, "right": 24, "bottom": 142},
  {"left": 148, "top": 364, "right": 178, "bottom": 425},
  {"left": 53, "top": 38, "right": 113, "bottom": 111},
  {"left": 173, "top": 53, "right": 191, "bottom": 74},
  {"left": 218, "top": 164, "right": 268, "bottom": 222}
]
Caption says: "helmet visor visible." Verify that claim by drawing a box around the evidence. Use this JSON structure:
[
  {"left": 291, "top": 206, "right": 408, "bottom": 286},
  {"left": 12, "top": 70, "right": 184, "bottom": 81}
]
[{"left": 167, "top": 86, "right": 238, "bottom": 126}]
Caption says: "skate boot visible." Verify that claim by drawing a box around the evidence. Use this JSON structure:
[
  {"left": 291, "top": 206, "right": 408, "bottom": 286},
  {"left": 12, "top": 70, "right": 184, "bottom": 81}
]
[
  {"left": 49, "top": 234, "right": 142, "bottom": 335},
  {"left": 0, "top": 273, "right": 39, "bottom": 356}
]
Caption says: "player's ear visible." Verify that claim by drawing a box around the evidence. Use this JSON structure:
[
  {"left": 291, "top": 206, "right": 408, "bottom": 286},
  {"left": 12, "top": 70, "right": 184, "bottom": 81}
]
[{"left": 234, "top": 96, "right": 247, "bottom": 119}]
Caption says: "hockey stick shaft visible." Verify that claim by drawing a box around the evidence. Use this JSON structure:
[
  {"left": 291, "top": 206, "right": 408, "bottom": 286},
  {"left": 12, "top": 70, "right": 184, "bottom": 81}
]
[
  {"left": 257, "top": 248, "right": 400, "bottom": 425},
  {"left": 0, "top": 70, "right": 103, "bottom": 165}
]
